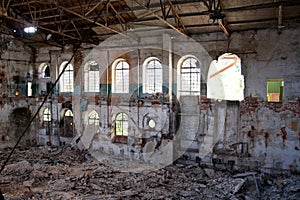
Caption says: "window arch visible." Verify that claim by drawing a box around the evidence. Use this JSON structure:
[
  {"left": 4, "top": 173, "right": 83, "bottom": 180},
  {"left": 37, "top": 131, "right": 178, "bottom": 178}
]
[
  {"left": 143, "top": 57, "right": 163, "bottom": 94},
  {"left": 115, "top": 112, "right": 128, "bottom": 137},
  {"left": 43, "top": 107, "right": 51, "bottom": 122},
  {"left": 59, "top": 62, "right": 74, "bottom": 92},
  {"left": 88, "top": 110, "right": 100, "bottom": 125},
  {"left": 43, "top": 65, "right": 50, "bottom": 78},
  {"left": 178, "top": 56, "right": 201, "bottom": 95},
  {"left": 65, "top": 109, "right": 73, "bottom": 117},
  {"left": 84, "top": 60, "right": 100, "bottom": 92},
  {"left": 38, "top": 63, "right": 50, "bottom": 78},
  {"left": 112, "top": 59, "right": 129, "bottom": 93},
  {"left": 60, "top": 109, "right": 74, "bottom": 138}
]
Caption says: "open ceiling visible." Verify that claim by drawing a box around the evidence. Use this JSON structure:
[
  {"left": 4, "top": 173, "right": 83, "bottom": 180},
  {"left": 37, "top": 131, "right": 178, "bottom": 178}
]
[{"left": 1, "top": 0, "right": 299, "bottom": 48}]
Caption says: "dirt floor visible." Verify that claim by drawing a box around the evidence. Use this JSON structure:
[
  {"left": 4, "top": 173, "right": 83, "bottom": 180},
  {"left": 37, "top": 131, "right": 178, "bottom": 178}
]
[{"left": 0, "top": 146, "right": 299, "bottom": 199}]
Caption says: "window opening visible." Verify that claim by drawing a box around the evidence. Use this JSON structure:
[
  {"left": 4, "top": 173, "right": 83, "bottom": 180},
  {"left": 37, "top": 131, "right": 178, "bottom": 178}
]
[
  {"left": 267, "top": 79, "right": 284, "bottom": 102},
  {"left": 43, "top": 65, "right": 50, "bottom": 78},
  {"left": 84, "top": 61, "right": 100, "bottom": 92},
  {"left": 113, "top": 60, "right": 129, "bottom": 93},
  {"left": 88, "top": 110, "right": 100, "bottom": 125},
  {"left": 115, "top": 113, "right": 128, "bottom": 137},
  {"left": 60, "top": 63, "right": 74, "bottom": 92},
  {"left": 144, "top": 58, "right": 162, "bottom": 94},
  {"left": 43, "top": 108, "right": 51, "bottom": 122},
  {"left": 180, "top": 57, "right": 200, "bottom": 95}
]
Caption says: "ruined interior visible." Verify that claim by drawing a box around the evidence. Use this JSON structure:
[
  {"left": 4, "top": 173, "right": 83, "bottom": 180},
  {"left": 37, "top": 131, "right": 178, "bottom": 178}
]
[{"left": 0, "top": 0, "right": 299, "bottom": 199}]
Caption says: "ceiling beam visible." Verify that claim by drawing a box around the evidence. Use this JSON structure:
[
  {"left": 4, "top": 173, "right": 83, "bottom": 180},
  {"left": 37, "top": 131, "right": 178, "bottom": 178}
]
[
  {"left": 167, "top": 0, "right": 188, "bottom": 34},
  {"left": 24, "top": 0, "right": 300, "bottom": 25},
  {"left": 58, "top": 5, "right": 129, "bottom": 38},
  {"left": 217, "top": 19, "right": 229, "bottom": 37},
  {"left": 71, "top": 20, "right": 82, "bottom": 39},
  {"left": 2, "top": 15, "right": 80, "bottom": 41},
  {"left": 20, "top": 0, "right": 200, "bottom": 16},
  {"left": 218, "top": 0, "right": 230, "bottom": 37},
  {"left": 85, "top": 1, "right": 104, "bottom": 17},
  {"left": 108, "top": 2, "right": 127, "bottom": 31},
  {"left": 5, "top": 0, "right": 12, "bottom": 12},
  {"left": 133, "top": 0, "right": 186, "bottom": 36}
]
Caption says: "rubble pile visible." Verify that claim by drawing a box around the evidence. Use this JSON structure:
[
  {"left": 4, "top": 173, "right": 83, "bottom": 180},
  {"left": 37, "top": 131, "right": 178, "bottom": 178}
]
[{"left": 0, "top": 146, "right": 299, "bottom": 199}]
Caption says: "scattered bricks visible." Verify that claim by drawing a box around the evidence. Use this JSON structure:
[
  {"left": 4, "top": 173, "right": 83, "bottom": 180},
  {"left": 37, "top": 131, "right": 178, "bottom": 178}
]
[{"left": 0, "top": 146, "right": 299, "bottom": 199}]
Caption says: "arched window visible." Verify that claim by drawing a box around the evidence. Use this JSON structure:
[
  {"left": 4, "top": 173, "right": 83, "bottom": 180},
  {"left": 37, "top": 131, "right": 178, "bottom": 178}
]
[
  {"left": 43, "top": 65, "right": 50, "bottom": 78},
  {"left": 115, "top": 113, "right": 128, "bottom": 137},
  {"left": 61, "top": 109, "right": 74, "bottom": 137},
  {"left": 39, "top": 63, "right": 50, "bottom": 78},
  {"left": 59, "top": 62, "right": 74, "bottom": 92},
  {"left": 179, "top": 57, "right": 200, "bottom": 95},
  {"left": 143, "top": 57, "right": 163, "bottom": 94},
  {"left": 43, "top": 107, "right": 51, "bottom": 122},
  {"left": 88, "top": 110, "right": 100, "bottom": 125},
  {"left": 84, "top": 61, "right": 100, "bottom": 92},
  {"left": 65, "top": 109, "right": 73, "bottom": 117},
  {"left": 112, "top": 59, "right": 129, "bottom": 93},
  {"left": 207, "top": 53, "right": 244, "bottom": 101}
]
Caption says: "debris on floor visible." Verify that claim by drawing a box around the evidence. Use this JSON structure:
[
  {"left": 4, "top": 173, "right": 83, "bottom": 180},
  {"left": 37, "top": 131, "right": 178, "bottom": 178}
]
[{"left": 0, "top": 146, "right": 299, "bottom": 199}]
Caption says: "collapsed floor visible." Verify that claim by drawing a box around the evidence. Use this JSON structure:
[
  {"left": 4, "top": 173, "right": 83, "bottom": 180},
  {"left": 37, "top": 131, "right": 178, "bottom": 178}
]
[{"left": 0, "top": 146, "right": 299, "bottom": 200}]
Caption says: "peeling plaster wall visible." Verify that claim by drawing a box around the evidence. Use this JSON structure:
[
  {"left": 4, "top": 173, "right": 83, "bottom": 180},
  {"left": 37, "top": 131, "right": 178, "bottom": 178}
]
[
  {"left": 192, "top": 26, "right": 300, "bottom": 100},
  {"left": 0, "top": 25, "right": 299, "bottom": 173},
  {"left": 192, "top": 26, "right": 300, "bottom": 172},
  {"left": 239, "top": 98, "right": 300, "bottom": 172}
]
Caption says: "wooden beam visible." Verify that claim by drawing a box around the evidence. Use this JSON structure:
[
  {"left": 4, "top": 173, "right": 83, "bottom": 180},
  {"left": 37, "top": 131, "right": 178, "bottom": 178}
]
[
  {"left": 85, "top": 1, "right": 104, "bottom": 16},
  {"left": 26, "top": 0, "right": 34, "bottom": 22},
  {"left": 5, "top": 0, "right": 12, "bottom": 12},
  {"left": 108, "top": 2, "right": 126, "bottom": 31},
  {"left": 167, "top": 0, "right": 188, "bottom": 34},
  {"left": 59, "top": 5, "right": 131, "bottom": 38},
  {"left": 109, "top": 2, "right": 126, "bottom": 23},
  {"left": 133, "top": 0, "right": 186, "bottom": 36},
  {"left": 71, "top": 20, "right": 82, "bottom": 39},
  {"left": 2, "top": 15, "right": 80, "bottom": 41},
  {"left": 218, "top": 0, "right": 230, "bottom": 37},
  {"left": 135, "top": 8, "right": 161, "bottom": 20},
  {"left": 217, "top": 19, "right": 229, "bottom": 37}
]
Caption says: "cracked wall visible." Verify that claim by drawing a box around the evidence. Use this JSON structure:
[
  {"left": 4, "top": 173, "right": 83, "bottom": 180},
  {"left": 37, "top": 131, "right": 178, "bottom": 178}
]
[{"left": 0, "top": 26, "right": 299, "bottom": 173}]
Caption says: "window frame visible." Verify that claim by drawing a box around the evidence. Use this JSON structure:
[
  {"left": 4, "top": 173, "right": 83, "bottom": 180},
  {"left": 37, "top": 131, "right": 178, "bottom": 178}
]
[
  {"left": 88, "top": 110, "right": 100, "bottom": 125},
  {"left": 143, "top": 57, "right": 163, "bottom": 94},
  {"left": 43, "top": 107, "right": 51, "bottom": 122},
  {"left": 112, "top": 112, "right": 129, "bottom": 143},
  {"left": 38, "top": 63, "right": 51, "bottom": 79},
  {"left": 43, "top": 65, "right": 51, "bottom": 78},
  {"left": 112, "top": 59, "right": 130, "bottom": 93},
  {"left": 84, "top": 60, "right": 100, "bottom": 93},
  {"left": 267, "top": 79, "right": 284, "bottom": 102},
  {"left": 177, "top": 56, "right": 201, "bottom": 96},
  {"left": 59, "top": 62, "right": 74, "bottom": 93}
]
